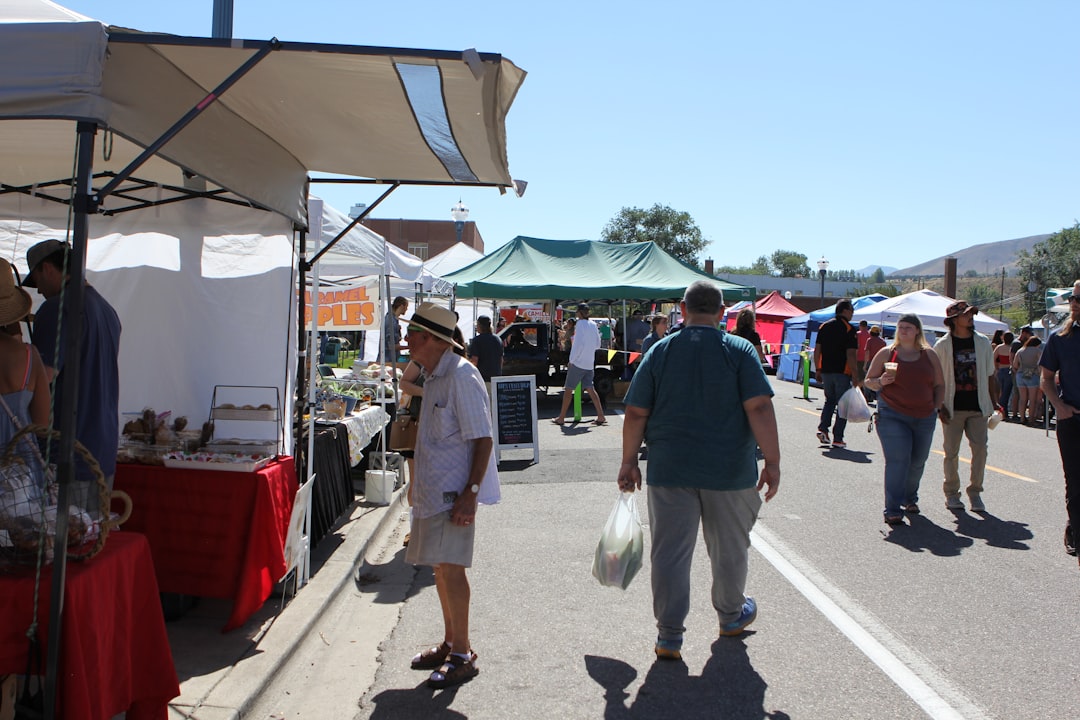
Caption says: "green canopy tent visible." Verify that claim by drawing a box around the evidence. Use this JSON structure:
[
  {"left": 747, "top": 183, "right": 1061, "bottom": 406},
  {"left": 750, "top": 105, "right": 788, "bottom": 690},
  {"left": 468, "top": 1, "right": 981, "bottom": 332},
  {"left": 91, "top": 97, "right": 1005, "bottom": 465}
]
[{"left": 443, "top": 236, "right": 755, "bottom": 301}]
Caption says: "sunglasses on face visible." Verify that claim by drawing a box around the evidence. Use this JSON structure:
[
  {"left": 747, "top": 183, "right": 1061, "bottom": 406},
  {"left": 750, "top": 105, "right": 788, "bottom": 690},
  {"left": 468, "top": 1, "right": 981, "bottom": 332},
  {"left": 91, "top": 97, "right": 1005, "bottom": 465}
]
[{"left": 1069, "top": 296, "right": 1080, "bottom": 304}]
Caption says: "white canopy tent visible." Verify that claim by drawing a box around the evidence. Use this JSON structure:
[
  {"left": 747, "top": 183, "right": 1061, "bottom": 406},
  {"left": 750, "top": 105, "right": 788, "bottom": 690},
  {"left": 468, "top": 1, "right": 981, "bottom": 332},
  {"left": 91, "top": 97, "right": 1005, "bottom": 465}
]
[
  {"left": 424, "top": 242, "right": 485, "bottom": 278},
  {"left": 0, "top": 0, "right": 525, "bottom": 703},
  {"left": 0, "top": 194, "right": 298, "bottom": 451},
  {"left": 850, "top": 289, "right": 1009, "bottom": 335}
]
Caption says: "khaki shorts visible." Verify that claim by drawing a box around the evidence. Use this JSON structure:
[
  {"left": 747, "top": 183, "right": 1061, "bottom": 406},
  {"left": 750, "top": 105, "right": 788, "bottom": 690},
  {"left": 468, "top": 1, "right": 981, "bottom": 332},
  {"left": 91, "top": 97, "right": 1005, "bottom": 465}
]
[{"left": 405, "top": 510, "right": 475, "bottom": 567}]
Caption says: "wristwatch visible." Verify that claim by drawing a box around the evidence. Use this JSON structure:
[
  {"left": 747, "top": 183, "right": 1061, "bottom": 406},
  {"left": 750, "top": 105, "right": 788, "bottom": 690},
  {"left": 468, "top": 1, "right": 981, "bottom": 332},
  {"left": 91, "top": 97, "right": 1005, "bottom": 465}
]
[{"left": 466, "top": 483, "right": 480, "bottom": 494}]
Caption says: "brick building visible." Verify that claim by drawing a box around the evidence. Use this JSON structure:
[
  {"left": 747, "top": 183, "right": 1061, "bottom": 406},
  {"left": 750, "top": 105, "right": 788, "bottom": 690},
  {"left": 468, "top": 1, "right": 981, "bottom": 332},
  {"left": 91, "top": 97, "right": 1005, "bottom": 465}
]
[{"left": 361, "top": 218, "right": 484, "bottom": 261}]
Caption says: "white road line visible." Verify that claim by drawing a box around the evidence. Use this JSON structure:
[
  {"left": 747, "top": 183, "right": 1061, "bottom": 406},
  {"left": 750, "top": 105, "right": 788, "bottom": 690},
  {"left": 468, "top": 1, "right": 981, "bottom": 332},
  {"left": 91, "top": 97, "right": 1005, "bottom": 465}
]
[{"left": 751, "top": 524, "right": 989, "bottom": 720}]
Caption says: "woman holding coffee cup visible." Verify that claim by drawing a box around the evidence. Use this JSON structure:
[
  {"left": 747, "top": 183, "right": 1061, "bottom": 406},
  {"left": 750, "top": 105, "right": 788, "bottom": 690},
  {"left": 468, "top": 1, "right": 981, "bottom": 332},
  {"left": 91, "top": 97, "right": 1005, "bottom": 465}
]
[{"left": 863, "top": 313, "right": 945, "bottom": 525}]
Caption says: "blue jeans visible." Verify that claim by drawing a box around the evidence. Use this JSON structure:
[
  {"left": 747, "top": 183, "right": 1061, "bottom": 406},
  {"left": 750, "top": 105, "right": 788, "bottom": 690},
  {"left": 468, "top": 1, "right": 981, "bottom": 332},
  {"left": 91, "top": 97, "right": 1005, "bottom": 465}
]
[
  {"left": 818, "top": 373, "right": 852, "bottom": 441},
  {"left": 995, "top": 367, "right": 1012, "bottom": 412},
  {"left": 876, "top": 399, "right": 937, "bottom": 516}
]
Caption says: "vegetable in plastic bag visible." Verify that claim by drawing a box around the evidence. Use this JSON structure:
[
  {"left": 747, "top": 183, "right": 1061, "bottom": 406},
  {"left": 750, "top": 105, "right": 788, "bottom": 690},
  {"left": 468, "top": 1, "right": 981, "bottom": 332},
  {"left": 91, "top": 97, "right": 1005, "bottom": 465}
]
[{"left": 592, "top": 491, "right": 644, "bottom": 589}]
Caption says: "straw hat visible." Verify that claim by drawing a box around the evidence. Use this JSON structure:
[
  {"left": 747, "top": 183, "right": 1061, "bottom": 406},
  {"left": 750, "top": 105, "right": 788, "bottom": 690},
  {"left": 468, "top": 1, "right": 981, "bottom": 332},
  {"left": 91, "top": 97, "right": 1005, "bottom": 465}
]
[
  {"left": 0, "top": 258, "right": 32, "bottom": 326},
  {"left": 408, "top": 303, "right": 464, "bottom": 349}
]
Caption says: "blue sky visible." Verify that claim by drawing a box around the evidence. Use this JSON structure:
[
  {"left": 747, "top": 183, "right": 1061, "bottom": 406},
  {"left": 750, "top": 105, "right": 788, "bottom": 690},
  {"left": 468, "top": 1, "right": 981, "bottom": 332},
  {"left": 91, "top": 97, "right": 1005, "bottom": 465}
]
[{"left": 63, "top": 1, "right": 1080, "bottom": 273}]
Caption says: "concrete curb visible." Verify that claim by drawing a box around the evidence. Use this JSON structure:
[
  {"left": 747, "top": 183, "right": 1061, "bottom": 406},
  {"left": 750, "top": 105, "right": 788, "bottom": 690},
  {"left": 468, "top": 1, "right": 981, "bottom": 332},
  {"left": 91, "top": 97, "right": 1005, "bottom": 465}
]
[{"left": 186, "top": 489, "right": 407, "bottom": 719}]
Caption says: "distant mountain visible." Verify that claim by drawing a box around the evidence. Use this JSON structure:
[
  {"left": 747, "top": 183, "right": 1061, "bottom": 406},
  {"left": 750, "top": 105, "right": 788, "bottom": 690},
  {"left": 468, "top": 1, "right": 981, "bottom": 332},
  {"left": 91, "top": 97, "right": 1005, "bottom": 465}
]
[
  {"left": 890, "top": 234, "right": 1052, "bottom": 277},
  {"left": 858, "top": 264, "right": 897, "bottom": 277}
]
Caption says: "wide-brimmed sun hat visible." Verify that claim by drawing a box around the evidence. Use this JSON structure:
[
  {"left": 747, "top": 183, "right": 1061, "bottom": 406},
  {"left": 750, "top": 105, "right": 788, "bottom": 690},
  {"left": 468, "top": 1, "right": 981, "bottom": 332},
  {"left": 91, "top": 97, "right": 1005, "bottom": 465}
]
[
  {"left": 0, "top": 258, "right": 32, "bottom": 326},
  {"left": 408, "top": 302, "right": 464, "bottom": 349},
  {"left": 945, "top": 301, "right": 978, "bottom": 318}
]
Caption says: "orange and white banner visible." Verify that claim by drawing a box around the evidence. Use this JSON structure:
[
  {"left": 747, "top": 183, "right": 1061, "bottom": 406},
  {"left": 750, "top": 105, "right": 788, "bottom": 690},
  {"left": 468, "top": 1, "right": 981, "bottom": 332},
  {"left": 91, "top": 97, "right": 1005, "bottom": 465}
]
[{"left": 303, "top": 276, "right": 381, "bottom": 330}]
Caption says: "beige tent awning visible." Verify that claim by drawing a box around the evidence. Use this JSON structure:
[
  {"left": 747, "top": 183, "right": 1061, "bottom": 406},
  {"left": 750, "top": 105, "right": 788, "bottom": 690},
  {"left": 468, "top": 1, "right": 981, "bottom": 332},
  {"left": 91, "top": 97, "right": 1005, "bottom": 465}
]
[{"left": 0, "top": 0, "right": 526, "bottom": 226}]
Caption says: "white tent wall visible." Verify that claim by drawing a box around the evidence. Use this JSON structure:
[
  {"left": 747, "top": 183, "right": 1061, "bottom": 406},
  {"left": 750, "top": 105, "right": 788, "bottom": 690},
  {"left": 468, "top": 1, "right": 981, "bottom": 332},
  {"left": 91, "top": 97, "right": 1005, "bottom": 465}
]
[{"left": 0, "top": 194, "right": 298, "bottom": 455}]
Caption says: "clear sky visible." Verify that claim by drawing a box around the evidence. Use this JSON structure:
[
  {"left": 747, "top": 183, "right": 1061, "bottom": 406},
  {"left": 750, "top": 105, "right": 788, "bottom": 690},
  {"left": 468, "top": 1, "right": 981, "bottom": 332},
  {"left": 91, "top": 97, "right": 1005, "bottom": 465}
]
[{"left": 62, "top": 1, "right": 1080, "bottom": 273}]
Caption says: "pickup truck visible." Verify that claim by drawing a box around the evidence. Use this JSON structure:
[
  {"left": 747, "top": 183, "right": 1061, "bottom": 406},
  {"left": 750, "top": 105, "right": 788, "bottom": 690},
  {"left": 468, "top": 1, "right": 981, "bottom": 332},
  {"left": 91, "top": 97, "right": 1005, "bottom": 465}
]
[{"left": 497, "top": 321, "right": 624, "bottom": 401}]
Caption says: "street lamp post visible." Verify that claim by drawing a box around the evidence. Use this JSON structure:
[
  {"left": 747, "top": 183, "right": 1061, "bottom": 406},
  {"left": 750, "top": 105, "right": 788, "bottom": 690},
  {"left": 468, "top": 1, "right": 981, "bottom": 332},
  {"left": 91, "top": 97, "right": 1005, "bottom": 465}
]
[
  {"left": 451, "top": 200, "right": 469, "bottom": 245},
  {"left": 816, "top": 256, "right": 830, "bottom": 308}
]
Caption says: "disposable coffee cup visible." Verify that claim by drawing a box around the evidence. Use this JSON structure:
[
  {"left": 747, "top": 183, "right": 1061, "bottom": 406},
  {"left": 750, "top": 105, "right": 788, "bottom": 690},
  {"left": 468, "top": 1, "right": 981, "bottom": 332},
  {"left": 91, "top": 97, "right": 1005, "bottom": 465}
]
[{"left": 883, "top": 362, "right": 898, "bottom": 375}]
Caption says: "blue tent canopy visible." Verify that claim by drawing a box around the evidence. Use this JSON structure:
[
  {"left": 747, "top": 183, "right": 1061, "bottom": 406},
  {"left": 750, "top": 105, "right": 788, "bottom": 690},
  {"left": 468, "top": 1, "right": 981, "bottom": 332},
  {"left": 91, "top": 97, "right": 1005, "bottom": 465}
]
[{"left": 781, "top": 294, "right": 892, "bottom": 361}]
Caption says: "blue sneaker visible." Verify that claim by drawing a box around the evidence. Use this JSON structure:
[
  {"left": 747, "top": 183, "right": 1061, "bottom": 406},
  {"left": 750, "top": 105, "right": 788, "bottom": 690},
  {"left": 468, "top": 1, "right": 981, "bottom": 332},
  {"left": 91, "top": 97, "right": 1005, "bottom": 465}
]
[
  {"left": 654, "top": 636, "right": 683, "bottom": 661},
  {"left": 719, "top": 597, "right": 757, "bottom": 636}
]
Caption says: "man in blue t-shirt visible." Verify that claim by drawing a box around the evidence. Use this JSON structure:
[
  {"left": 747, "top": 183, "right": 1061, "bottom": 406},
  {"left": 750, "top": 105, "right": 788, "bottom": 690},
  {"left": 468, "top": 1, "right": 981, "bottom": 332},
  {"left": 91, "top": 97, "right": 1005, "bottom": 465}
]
[
  {"left": 25, "top": 239, "right": 121, "bottom": 513},
  {"left": 1040, "top": 280, "right": 1080, "bottom": 565},
  {"left": 618, "top": 281, "right": 780, "bottom": 661}
]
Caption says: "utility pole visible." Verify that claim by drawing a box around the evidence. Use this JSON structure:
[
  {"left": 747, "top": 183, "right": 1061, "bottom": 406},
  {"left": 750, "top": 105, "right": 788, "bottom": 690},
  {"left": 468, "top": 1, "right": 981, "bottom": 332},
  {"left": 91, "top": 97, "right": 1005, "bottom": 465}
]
[
  {"left": 999, "top": 267, "right": 1005, "bottom": 321},
  {"left": 212, "top": 0, "right": 234, "bottom": 38}
]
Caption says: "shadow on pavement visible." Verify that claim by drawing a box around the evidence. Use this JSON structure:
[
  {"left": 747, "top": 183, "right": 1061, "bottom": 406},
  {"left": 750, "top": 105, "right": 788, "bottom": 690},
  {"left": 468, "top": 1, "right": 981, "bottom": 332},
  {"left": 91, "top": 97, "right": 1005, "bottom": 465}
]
[
  {"left": 821, "top": 448, "right": 874, "bottom": 464},
  {"left": 950, "top": 510, "right": 1033, "bottom": 550},
  {"left": 882, "top": 514, "right": 974, "bottom": 556},
  {"left": 365, "top": 679, "right": 467, "bottom": 719},
  {"left": 585, "top": 639, "right": 791, "bottom": 719}
]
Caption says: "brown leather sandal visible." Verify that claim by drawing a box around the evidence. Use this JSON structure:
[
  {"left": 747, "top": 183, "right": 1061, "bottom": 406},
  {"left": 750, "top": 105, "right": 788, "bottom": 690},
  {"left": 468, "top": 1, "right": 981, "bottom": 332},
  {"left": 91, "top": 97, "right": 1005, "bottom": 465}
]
[
  {"left": 427, "top": 652, "right": 479, "bottom": 689},
  {"left": 411, "top": 642, "right": 451, "bottom": 670}
]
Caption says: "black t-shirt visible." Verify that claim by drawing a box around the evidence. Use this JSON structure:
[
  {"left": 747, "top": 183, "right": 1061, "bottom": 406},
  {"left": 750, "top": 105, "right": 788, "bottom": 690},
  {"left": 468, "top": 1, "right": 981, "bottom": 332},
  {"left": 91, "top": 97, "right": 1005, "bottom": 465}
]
[
  {"left": 816, "top": 317, "right": 857, "bottom": 374},
  {"left": 733, "top": 327, "right": 762, "bottom": 349},
  {"left": 951, "top": 334, "right": 980, "bottom": 412}
]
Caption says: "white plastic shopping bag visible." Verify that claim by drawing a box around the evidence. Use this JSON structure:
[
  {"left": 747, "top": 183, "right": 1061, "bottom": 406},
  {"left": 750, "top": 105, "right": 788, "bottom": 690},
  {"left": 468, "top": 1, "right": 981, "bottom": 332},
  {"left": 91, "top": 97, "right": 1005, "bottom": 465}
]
[
  {"left": 592, "top": 491, "right": 644, "bottom": 589},
  {"left": 837, "top": 386, "right": 873, "bottom": 423}
]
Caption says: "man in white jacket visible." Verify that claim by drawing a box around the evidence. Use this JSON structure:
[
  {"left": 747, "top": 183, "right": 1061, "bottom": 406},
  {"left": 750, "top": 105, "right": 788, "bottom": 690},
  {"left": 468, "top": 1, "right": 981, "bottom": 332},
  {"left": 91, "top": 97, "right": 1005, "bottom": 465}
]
[{"left": 933, "top": 301, "right": 998, "bottom": 512}]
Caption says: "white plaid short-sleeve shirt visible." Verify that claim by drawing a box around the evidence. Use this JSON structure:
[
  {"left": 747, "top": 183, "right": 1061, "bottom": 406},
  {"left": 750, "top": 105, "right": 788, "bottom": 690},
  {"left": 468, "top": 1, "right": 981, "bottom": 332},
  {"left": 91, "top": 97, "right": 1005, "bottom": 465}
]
[{"left": 413, "top": 349, "right": 501, "bottom": 519}]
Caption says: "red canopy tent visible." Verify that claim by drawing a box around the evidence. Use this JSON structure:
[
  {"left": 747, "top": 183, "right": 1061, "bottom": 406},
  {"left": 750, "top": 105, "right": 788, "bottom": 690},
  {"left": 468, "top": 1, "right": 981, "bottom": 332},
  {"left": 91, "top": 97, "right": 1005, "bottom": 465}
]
[{"left": 726, "top": 291, "right": 804, "bottom": 349}]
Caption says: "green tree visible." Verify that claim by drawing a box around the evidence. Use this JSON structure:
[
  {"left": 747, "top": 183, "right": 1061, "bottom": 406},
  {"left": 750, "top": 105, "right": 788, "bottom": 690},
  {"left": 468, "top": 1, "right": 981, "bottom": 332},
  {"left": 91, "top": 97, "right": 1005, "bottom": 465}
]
[
  {"left": 601, "top": 204, "right": 708, "bottom": 264},
  {"left": 1016, "top": 222, "right": 1080, "bottom": 320},
  {"left": 748, "top": 255, "right": 771, "bottom": 275},
  {"left": 963, "top": 282, "right": 998, "bottom": 308},
  {"left": 770, "top": 250, "right": 810, "bottom": 278},
  {"left": 872, "top": 267, "right": 886, "bottom": 283}
]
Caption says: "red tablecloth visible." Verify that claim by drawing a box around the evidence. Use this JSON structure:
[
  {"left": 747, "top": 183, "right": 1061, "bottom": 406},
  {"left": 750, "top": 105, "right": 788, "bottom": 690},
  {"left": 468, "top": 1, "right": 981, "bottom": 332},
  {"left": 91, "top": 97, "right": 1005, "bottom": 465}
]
[
  {"left": 114, "top": 457, "right": 298, "bottom": 631},
  {"left": 0, "top": 532, "right": 180, "bottom": 720}
]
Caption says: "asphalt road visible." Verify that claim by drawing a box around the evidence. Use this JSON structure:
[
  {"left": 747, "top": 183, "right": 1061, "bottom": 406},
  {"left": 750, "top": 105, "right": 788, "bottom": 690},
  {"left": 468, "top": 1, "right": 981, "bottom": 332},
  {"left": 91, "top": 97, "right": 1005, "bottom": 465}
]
[{"left": 249, "top": 378, "right": 1078, "bottom": 719}]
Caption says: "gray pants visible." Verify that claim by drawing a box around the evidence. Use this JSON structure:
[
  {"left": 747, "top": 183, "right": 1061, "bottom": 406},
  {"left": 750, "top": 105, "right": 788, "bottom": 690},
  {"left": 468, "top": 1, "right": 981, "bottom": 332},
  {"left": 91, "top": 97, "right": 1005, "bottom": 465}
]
[{"left": 647, "top": 484, "right": 762, "bottom": 642}]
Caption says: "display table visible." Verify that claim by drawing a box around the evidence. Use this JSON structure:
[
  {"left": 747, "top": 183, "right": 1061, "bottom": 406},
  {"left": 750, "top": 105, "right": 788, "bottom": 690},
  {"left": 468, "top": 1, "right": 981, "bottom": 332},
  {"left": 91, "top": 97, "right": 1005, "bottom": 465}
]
[
  {"left": 0, "top": 532, "right": 180, "bottom": 720},
  {"left": 310, "top": 405, "right": 390, "bottom": 547},
  {"left": 319, "top": 404, "right": 391, "bottom": 467},
  {"left": 114, "top": 457, "right": 298, "bottom": 631}
]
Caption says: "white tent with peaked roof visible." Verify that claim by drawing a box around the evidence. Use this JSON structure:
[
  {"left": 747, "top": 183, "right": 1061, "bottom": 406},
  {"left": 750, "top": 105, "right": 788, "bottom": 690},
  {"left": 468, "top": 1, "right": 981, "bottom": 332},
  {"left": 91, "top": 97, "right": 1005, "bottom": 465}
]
[
  {"left": 425, "top": 242, "right": 485, "bottom": 278},
  {"left": 851, "top": 289, "right": 1008, "bottom": 335}
]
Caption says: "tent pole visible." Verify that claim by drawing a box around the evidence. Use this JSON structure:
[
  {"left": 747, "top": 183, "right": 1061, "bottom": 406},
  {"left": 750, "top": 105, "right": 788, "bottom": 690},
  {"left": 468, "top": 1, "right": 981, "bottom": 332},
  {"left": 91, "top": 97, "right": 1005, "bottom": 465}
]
[
  {"left": 296, "top": 228, "right": 308, "bottom": 471},
  {"left": 309, "top": 183, "right": 400, "bottom": 267},
  {"left": 44, "top": 119, "right": 97, "bottom": 720},
  {"left": 382, "top": 274, "right": 394, "bottom": 469}
]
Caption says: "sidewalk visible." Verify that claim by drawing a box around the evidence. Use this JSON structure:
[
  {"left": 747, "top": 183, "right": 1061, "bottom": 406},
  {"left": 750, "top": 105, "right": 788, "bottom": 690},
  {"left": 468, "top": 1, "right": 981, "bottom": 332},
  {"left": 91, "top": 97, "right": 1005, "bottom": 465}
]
[
  {"left": 163, "top": 388, "right": 617, "bottom": 718},
  {"left": 164, "top": 486, "right": 408, "bottom": 720}
]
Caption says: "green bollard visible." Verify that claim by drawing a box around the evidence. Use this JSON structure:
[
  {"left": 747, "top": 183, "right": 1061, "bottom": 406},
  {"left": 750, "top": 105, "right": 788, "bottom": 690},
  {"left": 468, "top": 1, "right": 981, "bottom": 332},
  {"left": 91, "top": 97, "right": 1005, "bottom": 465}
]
[
  {"left": 801, "top": 351, "right": 811, "bottom": 400},
  {"left": 573, "top": 382, "right": 583, "bottom": 422}
]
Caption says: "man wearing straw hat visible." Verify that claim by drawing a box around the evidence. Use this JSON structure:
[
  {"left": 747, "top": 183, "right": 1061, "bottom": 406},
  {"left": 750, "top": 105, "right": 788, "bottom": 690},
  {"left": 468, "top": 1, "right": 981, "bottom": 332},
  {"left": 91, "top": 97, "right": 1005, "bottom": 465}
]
[
  {"left": 403, "top": 302, "right": 500, "bottom": 689},
  {"left": 24, "top": 239, "right": 121, "bottom": 510}
]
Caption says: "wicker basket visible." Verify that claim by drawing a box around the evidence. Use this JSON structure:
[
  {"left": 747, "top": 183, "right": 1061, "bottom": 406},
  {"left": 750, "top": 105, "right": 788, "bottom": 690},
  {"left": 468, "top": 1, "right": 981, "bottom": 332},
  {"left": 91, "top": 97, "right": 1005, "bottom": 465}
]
[{"left": 0, "top": 424, "right": 131, "bottom": 567}]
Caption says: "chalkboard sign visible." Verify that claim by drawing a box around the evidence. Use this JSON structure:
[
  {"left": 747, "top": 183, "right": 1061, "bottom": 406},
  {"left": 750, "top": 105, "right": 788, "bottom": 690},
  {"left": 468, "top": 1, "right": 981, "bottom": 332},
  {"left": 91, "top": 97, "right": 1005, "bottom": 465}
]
[{"left": 490, "top": 374, "right": 539, "bottom": 464}]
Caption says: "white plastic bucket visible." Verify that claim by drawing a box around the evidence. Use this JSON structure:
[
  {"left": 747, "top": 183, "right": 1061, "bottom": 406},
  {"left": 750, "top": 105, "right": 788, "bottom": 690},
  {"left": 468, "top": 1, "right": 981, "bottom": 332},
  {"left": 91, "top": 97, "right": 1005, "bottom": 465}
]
[{"left": 365, "top": 470, "right": 395, "bottom": 505}]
